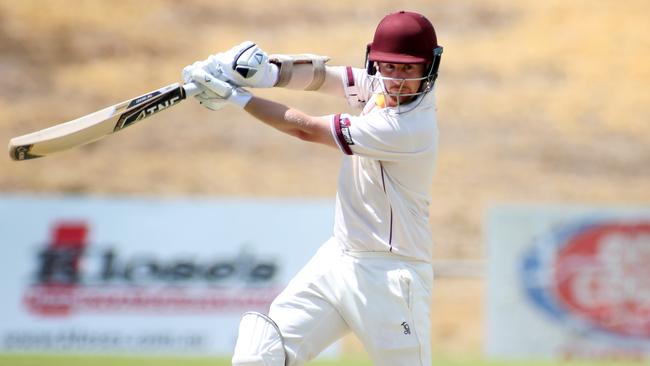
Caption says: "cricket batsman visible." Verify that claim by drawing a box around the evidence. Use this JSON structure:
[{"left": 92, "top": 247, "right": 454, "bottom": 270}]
[{"left": 182, "top": 10, "right": 443, "bottom": 366}]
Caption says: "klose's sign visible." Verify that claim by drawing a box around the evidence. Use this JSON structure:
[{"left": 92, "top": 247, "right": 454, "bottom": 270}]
[{"left": 0, "top": 195, "right": 336, "bottom": 356}]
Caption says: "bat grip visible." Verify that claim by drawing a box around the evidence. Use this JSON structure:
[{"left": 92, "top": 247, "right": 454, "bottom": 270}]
[
  {"left": 183, "top": 74, "right": 234, "bottom": 98},
  {"left": 183, "top": 82, "right": 202, "bottom": 97}
]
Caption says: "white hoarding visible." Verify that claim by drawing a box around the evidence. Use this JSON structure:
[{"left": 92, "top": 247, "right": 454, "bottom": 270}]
[
  {"left": 486, "top": 205, "right": 650, "bottom": 361},
  {"left": 0, "top": 195, "right": 338, "bottom": 357}
]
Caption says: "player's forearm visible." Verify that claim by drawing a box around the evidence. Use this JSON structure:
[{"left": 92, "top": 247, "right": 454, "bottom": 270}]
[
  {"left": 243, "top": 97, "right": 300, "bottom": 137},
  {"left": 243, "top": 96, "right": 335, "bottom": 147}
]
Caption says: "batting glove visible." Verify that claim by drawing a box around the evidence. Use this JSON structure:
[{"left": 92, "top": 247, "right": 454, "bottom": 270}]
[
  {"left": 181, "top": 62, "right": 225, "bottom": 111},
  {"left": 205, "top": 41, "right": 279, "bottom": 88},
  {"left": 190, "top": 69, "right": 253, "bottom": 109},
  {"left": 182, "top": 42, "right": 277, "bottom": 91}
]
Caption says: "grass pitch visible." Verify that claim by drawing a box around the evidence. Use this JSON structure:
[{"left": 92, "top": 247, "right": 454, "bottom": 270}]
[{"left": 0, "top": 354, "right": 644, "bottom": 366}]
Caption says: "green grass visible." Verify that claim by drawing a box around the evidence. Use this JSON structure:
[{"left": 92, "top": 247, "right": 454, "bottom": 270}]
[{"left": 0, "top": 354, "right": 644, "bottom": 366}]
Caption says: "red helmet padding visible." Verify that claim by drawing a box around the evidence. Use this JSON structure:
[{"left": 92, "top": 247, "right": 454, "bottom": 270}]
[{"left": 368, "top": 11, "right": 438, "bottom": 64}]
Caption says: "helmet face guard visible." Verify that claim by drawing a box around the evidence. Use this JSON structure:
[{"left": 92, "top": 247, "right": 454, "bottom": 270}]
[{"left": 365, "top": 46, "right": 443, "bottom": 102}]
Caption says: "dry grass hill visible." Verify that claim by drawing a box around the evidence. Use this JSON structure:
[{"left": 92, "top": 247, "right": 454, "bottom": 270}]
[{"left": 1, "top": 0, "right": 649, "bottom": 357}]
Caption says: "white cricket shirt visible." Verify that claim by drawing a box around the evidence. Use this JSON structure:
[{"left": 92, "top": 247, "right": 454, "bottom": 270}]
[{"left": 328, "top": 66, "right": 438, "bottom": 262}]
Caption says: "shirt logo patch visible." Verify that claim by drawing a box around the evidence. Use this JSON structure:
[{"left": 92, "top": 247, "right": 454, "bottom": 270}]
[
  {"left": 340, "top": 118, "right": 354, "bottom": 145},
  {"left": 401, "top": 322, "right": 411, "bottom": 335}
]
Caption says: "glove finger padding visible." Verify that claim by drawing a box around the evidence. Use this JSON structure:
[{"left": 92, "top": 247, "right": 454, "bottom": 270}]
[
  {"left": 182, "top": 60, "right": 210, "bottom": 84},
  {"left": 191, "top": 69, "right": 233, "bottom": 97},
  {"left": 192, "top": 69, "right": 253, "bottom": 109},
  {"left": 188, "top": 69, "right": 231, "bottom": 111},
  {"left": 195, "top": 90, "right": 228, "bottom": 111}
]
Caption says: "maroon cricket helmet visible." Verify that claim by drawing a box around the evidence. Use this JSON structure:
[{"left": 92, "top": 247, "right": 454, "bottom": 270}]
[{"left": 368, "top": 11, "right": 438, "bottom": 64}]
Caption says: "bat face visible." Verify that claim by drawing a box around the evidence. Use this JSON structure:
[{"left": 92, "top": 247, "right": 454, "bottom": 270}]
[{"left": 8, "top": 83, "right": 190, "bottom": 161}]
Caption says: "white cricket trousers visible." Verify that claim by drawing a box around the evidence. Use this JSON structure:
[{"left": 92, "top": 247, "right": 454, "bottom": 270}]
[{"left": 268, "top": 237, "right": 433, "bottom": 366}]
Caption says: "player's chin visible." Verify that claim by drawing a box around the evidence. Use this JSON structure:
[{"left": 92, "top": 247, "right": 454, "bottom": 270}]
[
  {"left": 392, "top": 93, "right": 415, "bottom": 102},
  {"left": 385, "top": 94, "right": 414, "bottom": 107},
  {"left": 388, "top": 88, "right": 413, "bottom": 95}
]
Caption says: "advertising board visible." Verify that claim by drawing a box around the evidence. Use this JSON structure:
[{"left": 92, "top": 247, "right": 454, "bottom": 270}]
[
  {"left": 486, "top": 205, "right": 650, "bottom": 361},
  {"left": 0, "top": 195, "right": 337, "bottom": 356}
]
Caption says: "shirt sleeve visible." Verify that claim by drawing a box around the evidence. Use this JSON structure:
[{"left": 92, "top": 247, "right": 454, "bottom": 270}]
[
  {"left": 329, "top": 112, "right": 436, "bottom": 161},
  {"left": 336, "top": 66, "right": 373, "bottom": 109}
]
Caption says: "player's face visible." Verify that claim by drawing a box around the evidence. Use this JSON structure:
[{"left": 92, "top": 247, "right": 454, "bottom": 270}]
[{"left": 377, "top": 62, "right": 426, "bottom": 106}]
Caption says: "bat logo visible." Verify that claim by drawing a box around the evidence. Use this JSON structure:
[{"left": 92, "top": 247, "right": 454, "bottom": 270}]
[
  {"left": 127, "top": 90, "right": 162, "bottom": 109},
  {"left": 115, "top": 87, "right": 185, "bottom": 131},
  {"left": 130, "top": 96, "right": 181, "bottom": 121},
  {"left": 12, "top": 145, "right": 38, "bottom": 161}
]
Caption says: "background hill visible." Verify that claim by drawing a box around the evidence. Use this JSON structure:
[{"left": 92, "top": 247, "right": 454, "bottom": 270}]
[{"left": 1, "top": 0, "right": 649, "bottom": 357}]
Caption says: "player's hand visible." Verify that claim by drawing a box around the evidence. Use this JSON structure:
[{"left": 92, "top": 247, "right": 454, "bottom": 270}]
[
  {"left": 189, "top": 69, "right": 253, "bottom": 110},
  {"left": 204, "top": 41, "right": 278, "bottom": 88},
  {"left": 181, "top": 63, "right": 226, "bottom": 111},
  {"left": 193, "top": 89, "right": 228, "bottom": 111},
  {"left": 219, "top": 41, "right": 279, "bottom": 87}
]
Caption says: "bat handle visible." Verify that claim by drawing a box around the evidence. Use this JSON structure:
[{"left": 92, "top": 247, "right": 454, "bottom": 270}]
[
  {"left": 182, "top": 76, "right": 234, "bottom": 98},
  {"left": 182, "top": 82, "right": 202, "bottom": 97}
]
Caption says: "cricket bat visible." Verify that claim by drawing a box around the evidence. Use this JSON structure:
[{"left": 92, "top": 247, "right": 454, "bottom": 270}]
[{"left": 8, "top": 81, "right": 207, "bottom": 161}]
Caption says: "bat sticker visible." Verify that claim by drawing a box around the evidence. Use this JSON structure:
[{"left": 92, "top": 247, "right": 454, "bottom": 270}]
[{"left": 115, "top": 87, "right": 186, "bottom": 131}]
